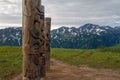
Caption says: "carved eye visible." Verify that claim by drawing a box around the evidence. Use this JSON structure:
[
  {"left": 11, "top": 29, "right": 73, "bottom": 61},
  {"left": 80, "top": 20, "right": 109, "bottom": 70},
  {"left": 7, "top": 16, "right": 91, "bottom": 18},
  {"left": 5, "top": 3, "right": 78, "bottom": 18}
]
[{"left": 34, "top": 20, "right": 37, "bottom": 23}]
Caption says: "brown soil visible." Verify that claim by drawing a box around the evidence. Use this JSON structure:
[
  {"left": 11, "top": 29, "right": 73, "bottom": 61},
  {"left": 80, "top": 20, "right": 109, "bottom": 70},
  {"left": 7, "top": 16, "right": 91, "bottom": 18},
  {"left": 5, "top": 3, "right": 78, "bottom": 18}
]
[{"left": 12, "top": 59, "right": 120, "bottom": 80}]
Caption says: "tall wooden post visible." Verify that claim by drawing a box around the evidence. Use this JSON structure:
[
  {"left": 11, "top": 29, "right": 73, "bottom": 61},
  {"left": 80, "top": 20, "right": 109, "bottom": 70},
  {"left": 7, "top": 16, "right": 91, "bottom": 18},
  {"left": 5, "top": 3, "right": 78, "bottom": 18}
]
[
  {"left": 22, "top": 0, "right": 46, "bottom": 80},
  {"left": 39, "top": 5, "right": 46, "bottom": 79},
  {"left": 44, "top": 18, "right": 51, "bottom": 70}
]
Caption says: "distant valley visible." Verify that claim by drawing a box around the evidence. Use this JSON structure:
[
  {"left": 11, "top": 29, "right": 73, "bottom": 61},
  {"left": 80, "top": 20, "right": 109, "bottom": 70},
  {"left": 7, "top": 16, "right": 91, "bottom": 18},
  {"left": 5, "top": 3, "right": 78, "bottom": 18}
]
[{"left": 0, "top": 23, "right": 120, "bottom": 49}]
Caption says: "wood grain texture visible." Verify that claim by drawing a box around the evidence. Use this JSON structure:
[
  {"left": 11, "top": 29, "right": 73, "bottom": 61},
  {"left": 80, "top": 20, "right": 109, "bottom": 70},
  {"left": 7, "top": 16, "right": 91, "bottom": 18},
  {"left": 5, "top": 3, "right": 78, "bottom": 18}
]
[
  {"left": 44, "top": 18, "right": 51, "bottom": 70},
  {"left": 22, "top": 0, "right": 46, "bottom": 80}
]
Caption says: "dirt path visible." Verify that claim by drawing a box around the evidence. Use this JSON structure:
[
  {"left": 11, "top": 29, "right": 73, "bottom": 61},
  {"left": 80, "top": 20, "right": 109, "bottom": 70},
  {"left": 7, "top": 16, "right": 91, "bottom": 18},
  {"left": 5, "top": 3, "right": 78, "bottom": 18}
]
[{"left": 12, "top": 59, "right": 120, "bottom": 80}]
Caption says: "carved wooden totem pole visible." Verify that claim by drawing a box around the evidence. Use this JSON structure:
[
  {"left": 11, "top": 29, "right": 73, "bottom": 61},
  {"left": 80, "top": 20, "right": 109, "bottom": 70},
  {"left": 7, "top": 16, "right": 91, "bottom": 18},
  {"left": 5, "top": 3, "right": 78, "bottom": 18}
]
[
  {"left": 22, "top": 0, "right": 46, "bottom": 80},
  {"left": 39, "top": 5, "right": 46, "bottom": 79},
  {"left": 44, "top": 18, "right": 51, "bottom": 70}
]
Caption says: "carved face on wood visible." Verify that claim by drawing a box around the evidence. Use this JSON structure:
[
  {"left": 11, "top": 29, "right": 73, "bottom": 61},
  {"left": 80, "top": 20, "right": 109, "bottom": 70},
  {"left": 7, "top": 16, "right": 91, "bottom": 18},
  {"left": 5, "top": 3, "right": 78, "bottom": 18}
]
[
  {"left": 22, "top": 0, "right": 47, "bottom": 79},
  {"left": 23, "top": 0, "right": 43, "bottom": 55}
]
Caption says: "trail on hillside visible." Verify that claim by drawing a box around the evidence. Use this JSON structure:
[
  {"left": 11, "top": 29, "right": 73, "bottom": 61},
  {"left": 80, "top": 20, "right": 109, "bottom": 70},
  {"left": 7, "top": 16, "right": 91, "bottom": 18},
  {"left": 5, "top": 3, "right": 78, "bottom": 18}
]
[{"left": 12, "top": 59, "right": 120, "bottom": 80}]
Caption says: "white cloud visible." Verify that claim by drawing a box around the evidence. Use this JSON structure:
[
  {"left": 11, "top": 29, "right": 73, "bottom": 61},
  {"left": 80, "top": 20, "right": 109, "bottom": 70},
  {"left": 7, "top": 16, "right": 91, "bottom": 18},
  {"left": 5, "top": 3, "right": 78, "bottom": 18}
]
[
  {"left": 0, "top": 0, "right": 22, "bottom": 27},
  {"left": 0, "top": 0, "right": 120, "bottom": 29}
]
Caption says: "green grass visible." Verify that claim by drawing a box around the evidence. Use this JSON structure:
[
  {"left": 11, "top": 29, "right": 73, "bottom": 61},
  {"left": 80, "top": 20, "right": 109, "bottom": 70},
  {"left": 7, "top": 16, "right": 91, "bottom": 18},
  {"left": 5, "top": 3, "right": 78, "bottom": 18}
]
[
  {"left": 0, "top": 46, "right": 22, "bottom": 80},
  {"left": 0, "top": 46, "right": 120, "bottom": 80},
  {"left": 108, "top": 44, "right": 120, "bottom": 53},
  {"left": 51, "top": 48, "right": 120, "bottom": 70}
]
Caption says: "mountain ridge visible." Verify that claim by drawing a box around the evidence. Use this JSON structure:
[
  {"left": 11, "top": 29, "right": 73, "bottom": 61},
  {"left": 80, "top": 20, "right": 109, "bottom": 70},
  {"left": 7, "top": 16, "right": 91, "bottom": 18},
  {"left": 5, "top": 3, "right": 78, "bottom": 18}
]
[
  {"left": 51, "top": 23, "right": 120, "bottom": 49},
  {"left": 0, "top": 23, "right": 120, "bottom": 49}
]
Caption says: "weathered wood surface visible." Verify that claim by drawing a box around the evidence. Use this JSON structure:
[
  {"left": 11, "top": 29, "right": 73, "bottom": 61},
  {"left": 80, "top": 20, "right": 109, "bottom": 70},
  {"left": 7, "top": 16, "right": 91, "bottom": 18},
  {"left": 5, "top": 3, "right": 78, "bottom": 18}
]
[
  {"left": 44, "top": 18, "right": 51, "bottom": 70},
  {"left": 22, "top": 0, "right": 46, "bottom": 80},
  {"left": 39, "top": 5, "right": 46, "bottom": 79}
]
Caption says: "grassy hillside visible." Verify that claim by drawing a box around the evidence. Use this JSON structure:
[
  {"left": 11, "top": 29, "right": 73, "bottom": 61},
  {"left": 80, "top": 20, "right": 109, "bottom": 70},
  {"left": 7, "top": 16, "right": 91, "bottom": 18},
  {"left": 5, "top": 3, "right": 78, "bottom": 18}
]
[
  {"left": 0, "top": 46, "right": 120, "bottom": 80},
  {"left": 51, "top": 48, "right": 120, "bottom": 70},
  {"left": 108, "top": 44, "right": 120, "bottom": 52},
  {"left": 0, "top": 46, "right": 22, "bottom": 80}
]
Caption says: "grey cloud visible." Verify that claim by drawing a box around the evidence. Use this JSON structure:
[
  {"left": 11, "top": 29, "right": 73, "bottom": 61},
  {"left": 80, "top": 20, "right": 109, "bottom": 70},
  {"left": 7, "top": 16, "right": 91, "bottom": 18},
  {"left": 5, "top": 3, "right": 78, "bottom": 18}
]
[
  {"left": 0, "top": 13, "right": 21, "bottom": 23},
  {"left": 0, "top": 0, "right": 120, "bottom": 29},
  {"left": 43, "top": 0, "right": 120, "bottom": 29},
  {"left": 0, "top": 0, "right": 22, "bottom": 26},
  {"left": 0, "top": 0, "right": 13, "bottom": 4}
]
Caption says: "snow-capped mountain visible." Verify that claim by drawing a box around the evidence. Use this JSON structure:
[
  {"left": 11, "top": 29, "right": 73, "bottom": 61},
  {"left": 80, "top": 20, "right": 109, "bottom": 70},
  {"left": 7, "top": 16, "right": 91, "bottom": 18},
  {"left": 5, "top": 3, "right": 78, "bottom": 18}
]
[
  {"left": 51, "top": 24, "right": 115, "bottom": 36},
  {"left": 0, "top": 27, "right": 22, "bottom": 46},
  {"left": 0, "top": 23, "right": 120, "bottom": 49},
  {"left": 51, "top": 23, "right": 120, "bottom": 49}
]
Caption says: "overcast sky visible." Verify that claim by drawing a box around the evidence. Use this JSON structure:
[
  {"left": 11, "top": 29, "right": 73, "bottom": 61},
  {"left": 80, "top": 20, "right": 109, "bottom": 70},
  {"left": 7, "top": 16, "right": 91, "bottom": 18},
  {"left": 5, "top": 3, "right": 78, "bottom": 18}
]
[{"left": 0, "top": 0, "right": 120, "bottom": 29}]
